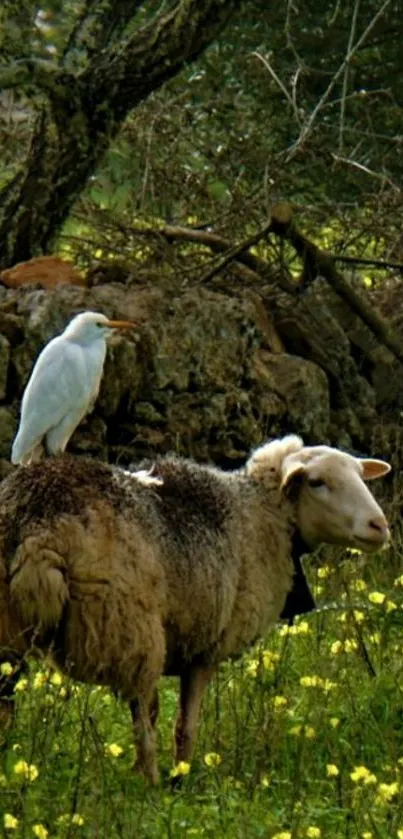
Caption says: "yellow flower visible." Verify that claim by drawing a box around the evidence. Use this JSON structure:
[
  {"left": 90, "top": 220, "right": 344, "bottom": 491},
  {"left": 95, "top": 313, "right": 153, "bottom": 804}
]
[
  {"left": 305, "top": 726, "right": 316, "bottom": 739},
  {"left": 14, "top": 678, "right": 28, "bottom": 692},
  {"left": 290, "top": 725, "right": 302, "bottom": 736},
  {"left": 361, "top": 833, "right": 372, "bottom": 839},
  {"left": 0, "top": 662, "right": 13, "bottom": 676},
  {"left": 394, "top": 575, "right": 403, "bottom": 587},
  {"left": 330, "top": 717, "right": 340, "bottom": 728},
  {"left": 350, "top": 765, "right": 377, "bottom": 785},
  {"left": 397, "top": 830, "right": 403, "bottom": 839},
  {"left": 4, "top": 813, "right": 19, "bottom": 830},
  {"left": 279, "top": 620, "right": 309, "bottom": 637},
  {"left": 50, "top": 671, "right": 63, "bottom": 686},
  {"left": 260, "top": 774, "right": 270, "bottom": 787},
  {"left": 272, "top": 833, "right": 292, "bottom": 839},
  {"left": 351, "top": 579, "right": 367, "bottom": 591},
  {"left": 33, "top": 825, "right": 48, "bottom": 839},
  {"left": 33, "top": 672, "right": 47, "bottom": 689},
  {"left": 344, "top": 639, "right": 358, "bottom": 653},
  {"left": 106, "top": 743, "right": 123, "bottom": 757},
  {"left": 246, "top": 659, "right": 259, "bottom": 677},
  {"left": 300, "top": 675, "right": 321, "bottom": 688},
  {"left": 326, "top": 763, "right": 339, "bottom": 777},
  {"left": 204, "top": 752, "right": 222, "bottom": 767},
  {"left": 386, "top": 600, "right": 397, "bottom": 613},
  {"left": 273, "top": 695, "right": 288, "bottom": 708},
  {"left": 71, "top": 814, "right": 85, "bottom": 826},
  {"left": 376, "top": 781, "right": 399, "bottom": 802},
  {"left": 318, "top": 565, "right": 331, "bottom": 579},
  {"left": 262, "top": 650, "right": 280, "bottom": 670},
  {"left": 170, "top": 761, "right": 191, "bottom": 778},
  {"left": 306, "top": 828, "right": 321, "bottom": 838},
  {"left": 368, "top": 591, "right": 385, "bottom": 605},
  {"left": 331, "top": 641, "right": 343, "bottom": 655},
  {"left": 353, "top": 610, "right": 365, "bottom": 623},
  {"left": 13, "top": 760, "right": 39, "bottom": 781}
]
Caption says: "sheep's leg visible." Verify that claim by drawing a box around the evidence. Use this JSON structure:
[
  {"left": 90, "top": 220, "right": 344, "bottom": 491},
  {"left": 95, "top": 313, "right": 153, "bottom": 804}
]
[
  {"left": 174, "top": 665, "right": 214, "bottom": 764},
  {"left": 130, "top": 689, "right": 159, "bottom": 785}
]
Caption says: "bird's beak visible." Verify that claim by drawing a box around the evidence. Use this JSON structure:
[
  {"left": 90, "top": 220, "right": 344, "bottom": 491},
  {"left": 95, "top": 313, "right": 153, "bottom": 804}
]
[{"left": 105, "top": 320, "right": 135, "bottom": 329}]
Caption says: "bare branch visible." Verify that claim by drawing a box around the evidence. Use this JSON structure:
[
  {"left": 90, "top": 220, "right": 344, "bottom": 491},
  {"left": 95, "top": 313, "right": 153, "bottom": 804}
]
[
  {"left": 338, "top": 0, "right": 360, "bottom": 154},
  {"left": 287, "top": 0, "right": 393, "bottom": 159},
  {"left": 251, "top": 51, "right": 301, "bottom": 125},
  {"left": 269, "top": 204, "right": 403, "bottom": 366}
]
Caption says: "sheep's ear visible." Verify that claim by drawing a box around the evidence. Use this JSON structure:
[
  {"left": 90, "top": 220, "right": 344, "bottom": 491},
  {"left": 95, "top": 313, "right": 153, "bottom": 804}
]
[
  {"left": 280, "top": 462, "right": 306, "bottom": 495},
  {"left": 360, "top": 458, "right": 391, "bottom": 481}
]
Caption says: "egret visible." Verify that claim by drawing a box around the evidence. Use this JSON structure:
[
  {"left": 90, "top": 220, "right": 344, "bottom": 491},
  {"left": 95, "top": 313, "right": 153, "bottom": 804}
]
[{"left": 12, "top": 311, "right": 134, "bottom": 465}]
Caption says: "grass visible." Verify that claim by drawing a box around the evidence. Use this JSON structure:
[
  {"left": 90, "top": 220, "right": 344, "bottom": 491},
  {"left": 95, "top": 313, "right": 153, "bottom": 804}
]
[{"left": 1, "top": 548, "right": 403, "bottom": 839}]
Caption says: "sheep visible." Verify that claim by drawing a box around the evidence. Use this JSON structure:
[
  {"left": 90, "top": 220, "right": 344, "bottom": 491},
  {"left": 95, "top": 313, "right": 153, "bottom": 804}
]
[{"left": 0, "top": 435, "right": 391, "bottom": 783}]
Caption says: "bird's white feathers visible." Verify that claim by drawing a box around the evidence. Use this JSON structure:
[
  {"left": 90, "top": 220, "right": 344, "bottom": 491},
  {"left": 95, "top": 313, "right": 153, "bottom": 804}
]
[{"left": 12, "top": 312, "right": 119, "bottom": 465}]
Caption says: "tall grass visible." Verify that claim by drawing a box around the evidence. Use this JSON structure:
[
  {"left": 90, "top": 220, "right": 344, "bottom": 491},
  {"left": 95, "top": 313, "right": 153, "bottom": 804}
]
[{"left": 1, "top": 547, "right": 403, "bottom": 839}]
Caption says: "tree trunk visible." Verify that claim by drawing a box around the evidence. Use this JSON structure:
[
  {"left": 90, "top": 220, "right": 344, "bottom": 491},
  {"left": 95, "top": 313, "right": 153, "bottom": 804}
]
[{"left": 0, "top": 0, "right": 241, "bottom": 268}]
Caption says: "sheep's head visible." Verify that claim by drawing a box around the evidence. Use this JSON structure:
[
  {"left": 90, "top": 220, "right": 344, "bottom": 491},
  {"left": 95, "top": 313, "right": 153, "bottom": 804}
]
[{"left": 246, "top": 436, "right": 391, "bottom": 552}]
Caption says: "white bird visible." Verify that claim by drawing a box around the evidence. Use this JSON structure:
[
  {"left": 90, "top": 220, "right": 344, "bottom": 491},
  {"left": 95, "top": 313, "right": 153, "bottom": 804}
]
[{"left": 12, "top": 311, "right": 134, "bottom": 465}]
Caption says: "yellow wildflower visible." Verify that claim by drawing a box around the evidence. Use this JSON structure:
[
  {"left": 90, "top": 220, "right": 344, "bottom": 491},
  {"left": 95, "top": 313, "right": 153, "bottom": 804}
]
[
  {"left": 32, "top": 825, "right": 48, "bottom": 839},
  {"left": 353, "top": 610, "right": 365, "bottom": 623},
  {"left": 331, "top": 641, "right": 343, "bottom": 655},
  {"left": 14, "top": 678, "right": 28, "bottom": 692},
  {"left": 33, "top": 672, "right": 47, "bottom": 689},
  {"left": 279, "top": 620, "right": 309, "bottom": 637},
  {"left": 246, "top": 659, "right": 259, "bottom": 677},
  {"left": 326, "top": 763, "right": 339, "bottom": 777},
  {"left": 376, "top": 781, "right": 399, "bottom": 802},
  {"left": 4, "top": 813, "right": 19, "bottom": 830},
  {"left": 351, "top": 578, "right": 367, "bottom": 591},
  {"left": 306, "top": 828, "right": 321, "bottom": 838},
  {"left": 397, "top": 830, "right": 403, "bottom": 839},
  {"left": 344, "top": 639, "right": 358, "bottom": 653},
  {"left": 361, "top": 833, "right": 372, "bottom": 839},
  {"left": 350, "top": 765, "right": 377, "bottom": 785},
  {"left": 290, "top": 725, "right": 302, "bottom": 736},
  {"left": 106, "top": 743, "right": 123, "bottom": 757},
  {"left": 305, "top": 726, "right": 316, "bottom": 739},
  {"left": 386, "top": 600, "right": 397, "bottom": 613},
  {"left": 368, "top": 591, "right": 385, "bottom": 605},
  {"left": 273, "top": 695, "right": 288, "bottom": 708},
  {"left": 50, "top": 671, "right": 63, "bottom": 686},
  {"left": 318, "top": 565, "right": 331, "bottom": 579},
  {"left": 204, "top": 752, "right": 222, "bottom": 767},
  {"left": 13, "top": 760, "right": 39, "bottom": 781},
  {"left": 394, "top": 575, "right": 403, "bottom": 587},
  {"left": 170, "top": 761, "right": 191, "bottom": 778},
  {"left": 72, "top": 814, "right": 84, "bottom": 826},
  {"left": 272, "top": 833, "right": 292, "bottom": 839},
  {"left": 262, "top": 650, "right": 280, "bottom": 670},
  {"left": 330, "top": 717, "right": 340, "bottom": 728},
  {"left": 260, "top": 774, "right": 270, "bottom": 787},
  {"left": 0, "top": 662, "right": 13, "bottom": 676},
  {"left": 300, "top": 675, "right": 320, "bottom": 688}
]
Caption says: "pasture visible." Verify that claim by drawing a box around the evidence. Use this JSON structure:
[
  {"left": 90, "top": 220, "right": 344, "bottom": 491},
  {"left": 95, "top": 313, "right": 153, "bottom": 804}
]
[{"left": 1, "top": 546, "right": 402, "bottom": 838}]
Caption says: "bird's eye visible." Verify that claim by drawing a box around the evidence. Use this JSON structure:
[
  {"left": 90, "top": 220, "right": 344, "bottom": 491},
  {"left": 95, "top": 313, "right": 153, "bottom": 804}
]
[{"left": 308, "top": 477, "right": 326, "bottom": 489}]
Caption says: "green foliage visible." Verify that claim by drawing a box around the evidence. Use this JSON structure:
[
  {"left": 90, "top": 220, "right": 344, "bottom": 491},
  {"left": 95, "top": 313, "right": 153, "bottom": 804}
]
[{"left": 1, "top": 547, "right": 403, "bottom": 838}]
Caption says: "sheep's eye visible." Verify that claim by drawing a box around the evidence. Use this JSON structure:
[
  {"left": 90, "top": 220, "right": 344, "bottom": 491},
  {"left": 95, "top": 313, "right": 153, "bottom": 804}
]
[{"left": 308, "top": 477, "right": 326, "bottom": 489}]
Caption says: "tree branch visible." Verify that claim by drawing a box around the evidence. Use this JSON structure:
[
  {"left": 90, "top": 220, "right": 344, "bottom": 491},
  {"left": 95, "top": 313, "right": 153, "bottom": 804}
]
[
  {"left": 269, "top": 203, "right": 403, "bottom": 366},
  {"left": 130, "top": 217, "right": 297, "bottom": 293},
  {"left": 83, "top": 0, "right": 241, "bottom": 121},
  {"left": 0, "top": 0, "right": 242, "bottom": 266}
]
